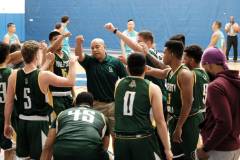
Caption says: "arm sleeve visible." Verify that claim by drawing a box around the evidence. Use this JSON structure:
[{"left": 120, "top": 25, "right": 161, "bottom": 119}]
[{"left": 203, "top": 83, "right": 232, "bottom": 151}]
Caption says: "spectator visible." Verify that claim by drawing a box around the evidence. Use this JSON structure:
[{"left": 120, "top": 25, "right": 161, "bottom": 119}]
[
  {"left": 197, "top": 47, "right": 240, "bottom": 160},
  {"left": 3, "top": 23, "right": 21, "bottom": 45},
  {"left": 225, "top": 16, "right": 239, "bottom": 62},
  {"left": 120, "top": 19, "right": 138, "bottom": 57}
]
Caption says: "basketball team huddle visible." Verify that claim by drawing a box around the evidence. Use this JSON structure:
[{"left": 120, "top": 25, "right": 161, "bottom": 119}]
[{"left": 0, "top": 20, "right": 240, "bottom": 160}]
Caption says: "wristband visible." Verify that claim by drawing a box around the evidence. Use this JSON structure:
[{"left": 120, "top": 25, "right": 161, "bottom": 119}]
[{"left": 113, "top": 28, "right": 118, "bottom": 34}]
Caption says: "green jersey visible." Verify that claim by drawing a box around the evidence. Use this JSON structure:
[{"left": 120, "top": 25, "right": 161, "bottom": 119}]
[
  {"left": 50, "top": 52, "right": 72, "bottom": 92},
  {"left": 15, "top": 69, "right": 52, "bottom": 116},
  {"left": 54, "top": 106, "right": 109, "bottom": 146},
  {"left": 115, "top": 77, "right": 154, "bottom": 134},
  {"left": 192, "top": 68, "right": 209, "bottom": 110},
  {"left": 166, "top": 65, "right": 198, "bottom": 116},
  {"left": 145, "top": 49, "right": 167, "bottom": 102},
  {"left": 0, "top": 68, "right": 12, "bottom": 115}
]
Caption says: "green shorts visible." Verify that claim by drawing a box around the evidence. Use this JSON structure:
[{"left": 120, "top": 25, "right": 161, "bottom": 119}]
[
  {"left": 168, "top": 113, "right": 204, "bottom": 160},
  {"left": 0, "top": 116, "right": 12, "bottom": 150},
  {"left": 53, "top": 96, "right": 73, "bottom": 115},
  {"left": 53, "top": 140, "right": 109, "bottom": 160},
  {"left": 11, "top": 107, "right": 19, "bottom": 133},
  {"left": 16, "top": 118, "right": 49, "bottom": 159},
  {"left": 114, "top": 133, "right": 161, "bottom": 160}
]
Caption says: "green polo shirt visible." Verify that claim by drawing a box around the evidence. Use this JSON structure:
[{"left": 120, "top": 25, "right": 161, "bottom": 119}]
[{"left": 79, "top": 54, "right": 127, "bottom": 102}]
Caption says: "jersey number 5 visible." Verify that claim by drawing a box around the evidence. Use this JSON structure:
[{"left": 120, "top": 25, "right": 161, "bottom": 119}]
[
  {"left": 123, "top": 91, "right": 136, "bottom": 116},
  {"left": 24, "top": 88, "right": 31, "bottom": 109}
]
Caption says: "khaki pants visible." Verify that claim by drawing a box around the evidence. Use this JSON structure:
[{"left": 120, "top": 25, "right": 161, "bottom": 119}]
[
  {"left": 93, "top": 101, "right": 115, "bottom": 134},
  {"left": 208, "top": 148, "right": 240, "bottom": 160}
]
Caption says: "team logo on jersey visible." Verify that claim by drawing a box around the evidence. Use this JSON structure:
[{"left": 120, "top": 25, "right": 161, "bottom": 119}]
[
  {"left": 56, "top": 61, "right": 69, "bottom": 68},
  {"left": 166, "top": 83, "right": 176, "bottom": 92},
  {"left": 129, "top": 80, "right": 136, "bottom": 88},
  {"left": 25, "top": 78, "right": 28, "bottom": 85},
  {"left": 202, "top": 74, "right": 209, "bottom": 81},
  {"left": 108, "top": 66, "right": 113, "bottom": 73}
]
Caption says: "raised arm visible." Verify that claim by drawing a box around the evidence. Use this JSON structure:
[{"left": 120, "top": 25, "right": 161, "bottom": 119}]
[
  {"left": 40, "top": 52, "right": 55, "bottom": 71},
  {"left": 146, "top": 67, "right": 170, "bottom": 79},
  {"left": 75, "top": 35, "right": 85, "bottom": 62},
  {"left": 120, "top": 39, "right": 126, "bottom": 57},
  {"left": 48, "top": 32, "right": 71, "bottom": 53},
  {"left": 104, "top": 23, "right": 142, "bottom": 52},
  {"left": 39, "top": 56, "right": 77, "bottom": 93},
  {"left": 6, "top": 50, "right": 23, "bottom": 65},
  {"left": 150, "top": 83, "right": 173, "bottom": 160},
  {"left": 147, "top": 53, "right": 168, "bottom": 69},
  {"left": 38, "top": 41, "right": 49, "bottom": 67}
]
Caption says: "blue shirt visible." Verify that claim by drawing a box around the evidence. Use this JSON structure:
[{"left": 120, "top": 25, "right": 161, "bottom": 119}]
[
  {"left": 215, "top": 30, "right": 225, "bottom": 50},
  {"left": 62, "top": 27, "right": 71, "bottom": 55},
  {"left": 4, "top": 33, "right": 19, "bottom": 45},
  {"left": 122, "top": 30, "right": 138, "bottom": 56}
]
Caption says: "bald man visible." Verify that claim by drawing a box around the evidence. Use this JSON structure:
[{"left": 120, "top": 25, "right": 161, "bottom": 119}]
[{"left": 75, "top": 36, "right": 127, "bottom": 142}]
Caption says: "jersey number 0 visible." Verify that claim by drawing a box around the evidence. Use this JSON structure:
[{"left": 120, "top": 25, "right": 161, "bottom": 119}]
[{"left": 123, "top": 91, "right": 136, "bottom": 116}]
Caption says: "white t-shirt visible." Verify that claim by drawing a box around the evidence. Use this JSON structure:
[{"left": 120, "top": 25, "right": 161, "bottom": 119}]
[{"left": 225, "top": 22, "right": 239, "bottom": 36}]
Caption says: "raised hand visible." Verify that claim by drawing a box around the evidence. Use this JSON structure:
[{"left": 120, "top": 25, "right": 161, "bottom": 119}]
[
  {"left": 118, "top": 55, "right": 127, "bottom": 65},
  {"left": 46, "top": 52, "right": 55, "bottom": 62},
  {"left": 39, "top": 40, "right": 48, "bottom": 50},
  {"left": 69, "top": 56, "right": 78, "bottom": 66},
  {"left": 138, "top": 42, "right": 149, "bottom": 55},
  {"left": 75, "top": 35, "right": 84, "bottom": 44},
  {"left": 104, "top": 23, "right": 115, "bottom": 32}
]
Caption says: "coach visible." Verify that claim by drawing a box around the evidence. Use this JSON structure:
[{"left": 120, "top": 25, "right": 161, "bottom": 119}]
[{"left": 75, "top": 35, "right": 127, "bottom": 137}]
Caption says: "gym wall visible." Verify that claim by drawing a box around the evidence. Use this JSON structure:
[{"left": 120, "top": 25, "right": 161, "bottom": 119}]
[{"left": 1, "top": 0, "right": 240, "bottom": 56}]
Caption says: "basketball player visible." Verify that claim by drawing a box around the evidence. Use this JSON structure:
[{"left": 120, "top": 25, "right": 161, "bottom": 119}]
[
  {"left": 114, "top": 53, "right": 172, "bottom": 160},
  {"left": 146, "top": 40, "right": 202, "bottom": 160},
  {"left": 4, "top": 40, "right": 77, "bottom": 159},
  {"left": 41, "top": 92, "right": 110, "bottom": 160}
]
